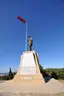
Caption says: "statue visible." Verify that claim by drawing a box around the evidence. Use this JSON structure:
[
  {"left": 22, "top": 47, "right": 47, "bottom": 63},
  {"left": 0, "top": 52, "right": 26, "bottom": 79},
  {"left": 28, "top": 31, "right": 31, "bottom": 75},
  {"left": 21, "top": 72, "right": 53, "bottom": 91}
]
[{"left": 28, "top": 36, "right": 33, "bottom": 51}]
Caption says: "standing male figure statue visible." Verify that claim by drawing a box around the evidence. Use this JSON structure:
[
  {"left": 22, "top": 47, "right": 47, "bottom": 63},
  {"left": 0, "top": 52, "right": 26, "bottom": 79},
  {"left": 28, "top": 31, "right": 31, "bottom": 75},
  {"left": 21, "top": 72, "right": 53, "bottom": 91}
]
[{"left": 28, "top": 36, "right": 33, "bottom": 51}]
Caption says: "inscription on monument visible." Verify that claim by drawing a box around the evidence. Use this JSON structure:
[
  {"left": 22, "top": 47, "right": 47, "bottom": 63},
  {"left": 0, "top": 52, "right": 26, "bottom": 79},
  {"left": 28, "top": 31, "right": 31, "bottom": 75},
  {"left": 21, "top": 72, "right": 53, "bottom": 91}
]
[{"left": 24, "top": 77, "right": 32, "bottom": 80}]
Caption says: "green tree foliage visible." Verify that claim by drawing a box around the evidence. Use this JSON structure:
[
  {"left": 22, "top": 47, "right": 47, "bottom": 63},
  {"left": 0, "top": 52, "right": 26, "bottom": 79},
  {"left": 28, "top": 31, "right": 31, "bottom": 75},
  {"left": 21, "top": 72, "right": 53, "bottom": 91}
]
[
  {"left": 0, "top": 68, "right": 16, "bottom": 80},
  {"left": 44, "top": 68, "right": 64, "bottom": 80},
  {"left": 39, "top": 65, "right": 64, "bottom": 80},
  {"left": 0, "top": 67, "right": 64, "bottom": 80},
  {"left": 39, "top": 64, "right": 49, "bottom": 77},
  {"left": 0, "top": 75, "right": 8, "bottom": 80},
  {"left": 13, "top": 72, "right": 17, "bottom": 76},
  {"left": 8, "top": 67, "right": 14, "bottom": 80},
  {"left": 51, "top": 71, "right": 58, "bottom": 79}
]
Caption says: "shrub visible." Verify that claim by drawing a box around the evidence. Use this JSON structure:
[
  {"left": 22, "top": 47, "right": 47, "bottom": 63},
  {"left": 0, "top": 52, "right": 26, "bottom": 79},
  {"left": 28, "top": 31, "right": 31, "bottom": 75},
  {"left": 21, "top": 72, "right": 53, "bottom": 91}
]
[
  {"left": 51, "top": 71, "right": 58, "bottom": 79},
  {"left": 8, "top": 67, "right": 14, "bottom": 80}
]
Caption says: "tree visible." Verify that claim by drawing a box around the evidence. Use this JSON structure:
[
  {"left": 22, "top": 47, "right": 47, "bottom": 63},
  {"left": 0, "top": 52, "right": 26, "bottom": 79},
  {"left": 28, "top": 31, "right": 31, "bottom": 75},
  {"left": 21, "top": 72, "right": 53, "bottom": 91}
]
[
  {"left": 8, "top": 67, "right": 14, "bottom": 80},
  {"left": 39, "top": 64, "right": 49, "bottom": 77},
  {"left": 51, "top": 71, "right": 58, "bottom": 79}
]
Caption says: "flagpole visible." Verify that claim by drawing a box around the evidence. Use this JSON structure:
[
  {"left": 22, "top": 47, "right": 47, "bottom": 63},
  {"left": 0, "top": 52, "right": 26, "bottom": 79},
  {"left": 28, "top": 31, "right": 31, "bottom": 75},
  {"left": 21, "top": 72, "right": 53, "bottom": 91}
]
[
  {"left": 25, "top": 22, "right": 27, "bottom": 51},
  {"left": 17, "top": 16, "right": 27, "bottom": 51}
]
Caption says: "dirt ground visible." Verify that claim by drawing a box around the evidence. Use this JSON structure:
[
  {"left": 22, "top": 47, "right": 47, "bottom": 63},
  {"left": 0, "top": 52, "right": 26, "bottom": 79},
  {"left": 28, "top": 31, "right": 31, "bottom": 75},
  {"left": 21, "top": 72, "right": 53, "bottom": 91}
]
[
  {"left": 59, "top": 80, "right": 64, "bottom": 84},
  {"left": 0, "top": 79, "right": 64, "bottom": 96},
  {"left": 0, "top": 92, "right": 64, "bottom": 96}
]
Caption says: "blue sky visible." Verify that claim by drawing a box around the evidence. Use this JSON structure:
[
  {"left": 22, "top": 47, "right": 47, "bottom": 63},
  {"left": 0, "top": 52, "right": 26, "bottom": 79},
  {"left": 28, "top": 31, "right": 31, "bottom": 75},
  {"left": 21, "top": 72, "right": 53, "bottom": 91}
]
[{"left": 0, "top": 0, "right": 64, "bottom": 73}]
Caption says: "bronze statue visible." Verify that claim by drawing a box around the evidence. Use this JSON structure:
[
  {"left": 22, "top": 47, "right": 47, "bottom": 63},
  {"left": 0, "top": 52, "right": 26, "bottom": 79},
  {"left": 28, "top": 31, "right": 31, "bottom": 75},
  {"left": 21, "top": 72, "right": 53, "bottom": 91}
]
[{"left": 28, "top": 36, "right": 33, "bottom": 51}]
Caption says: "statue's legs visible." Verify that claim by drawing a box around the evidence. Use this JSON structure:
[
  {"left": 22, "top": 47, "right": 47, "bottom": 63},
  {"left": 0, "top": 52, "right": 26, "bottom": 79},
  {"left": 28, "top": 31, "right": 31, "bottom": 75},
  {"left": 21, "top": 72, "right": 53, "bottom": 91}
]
[
  {"left": 30, "top": 46, "right": 32, "bottom": 51},
  {"left": 28, "top": 45, "right": 32, "bottom": 51},
  {"left": 28, "top": 46, "right": 30, "bottom": 51}
]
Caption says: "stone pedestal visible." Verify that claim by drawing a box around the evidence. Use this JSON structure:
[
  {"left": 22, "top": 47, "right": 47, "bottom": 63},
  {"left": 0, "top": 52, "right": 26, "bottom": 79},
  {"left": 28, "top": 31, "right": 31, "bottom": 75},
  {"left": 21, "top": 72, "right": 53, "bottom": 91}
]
[{"left": 13, "top": 51, "right": 45, "bottom": 84}]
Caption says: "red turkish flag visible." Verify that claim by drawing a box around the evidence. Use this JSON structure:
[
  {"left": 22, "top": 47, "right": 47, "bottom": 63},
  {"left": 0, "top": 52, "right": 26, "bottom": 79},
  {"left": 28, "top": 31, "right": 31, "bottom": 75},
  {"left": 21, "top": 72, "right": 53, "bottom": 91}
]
[{"left": 17, "top": 16, "right": 26, "bottom": 23}]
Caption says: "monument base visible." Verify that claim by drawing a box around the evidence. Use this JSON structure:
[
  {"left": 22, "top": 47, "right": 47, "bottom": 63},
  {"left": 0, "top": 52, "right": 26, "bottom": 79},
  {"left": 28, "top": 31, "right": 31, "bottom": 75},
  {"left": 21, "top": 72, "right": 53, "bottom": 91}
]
[
  {"left": 13, "top": 74, "right": 44, "bottom": 84},
  {"left": 12, "top": 51, "right": 45, "bottom": 84}
]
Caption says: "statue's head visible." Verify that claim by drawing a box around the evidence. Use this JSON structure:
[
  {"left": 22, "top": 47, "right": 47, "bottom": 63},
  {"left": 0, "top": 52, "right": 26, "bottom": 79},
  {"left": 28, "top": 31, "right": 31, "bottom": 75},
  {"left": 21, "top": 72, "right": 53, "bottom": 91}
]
[{"left": 28, "top": 36, "right": 31, "bottom": 38}]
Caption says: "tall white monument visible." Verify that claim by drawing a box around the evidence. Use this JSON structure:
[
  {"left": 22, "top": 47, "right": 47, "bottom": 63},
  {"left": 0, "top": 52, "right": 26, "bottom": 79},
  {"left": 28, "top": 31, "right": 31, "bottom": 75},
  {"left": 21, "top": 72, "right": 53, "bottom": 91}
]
[{"left": 13, "top": 37, "right": 44, "bottom": 84}]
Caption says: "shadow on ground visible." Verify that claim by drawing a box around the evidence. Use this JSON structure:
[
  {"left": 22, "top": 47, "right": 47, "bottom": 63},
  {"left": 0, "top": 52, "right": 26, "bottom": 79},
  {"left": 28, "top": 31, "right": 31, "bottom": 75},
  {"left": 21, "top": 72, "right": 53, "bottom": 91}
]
[{"left": 44, "top": 76, "right": 51, "bottom": 83}]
